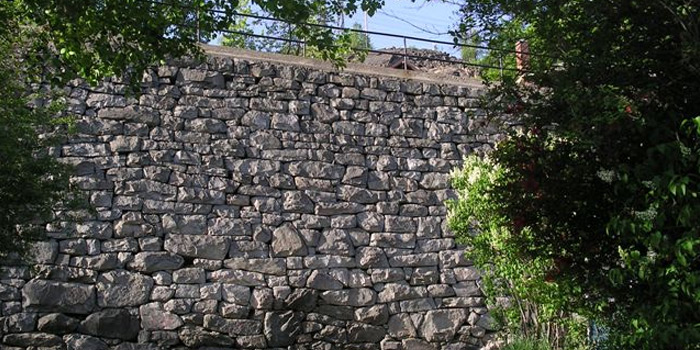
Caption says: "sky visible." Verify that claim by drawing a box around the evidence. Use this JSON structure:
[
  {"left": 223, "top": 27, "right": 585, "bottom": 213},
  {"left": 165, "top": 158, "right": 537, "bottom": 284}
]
[
  {"left": 346, "top": 0, "right": 464, "bottom": 54},
  {"left": 213, "top": 1, "right": 466, "bottom": 57}
]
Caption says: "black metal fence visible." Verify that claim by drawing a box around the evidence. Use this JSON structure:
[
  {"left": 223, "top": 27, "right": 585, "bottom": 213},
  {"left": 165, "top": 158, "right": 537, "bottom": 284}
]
[{"left": 142, "top": 0, "right": 531, "bottom": 75}]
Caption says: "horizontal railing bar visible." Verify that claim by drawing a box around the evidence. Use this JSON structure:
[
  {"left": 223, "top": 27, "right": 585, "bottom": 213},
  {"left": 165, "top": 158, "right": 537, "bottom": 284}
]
[
  {"left": 219, "top": 28, "right": 523, "bottom": 72},
  {"left": 138, "top": 0, "right": 544, "bottom": 58}
]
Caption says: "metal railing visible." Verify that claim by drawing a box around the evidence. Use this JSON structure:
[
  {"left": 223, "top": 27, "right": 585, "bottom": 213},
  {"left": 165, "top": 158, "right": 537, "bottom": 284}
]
[
  {"left": 142, "top": 0, "right": 537, "bottom": 75},
  {"left": 215, "top": 9, "right": 523, "bottom": 74}
]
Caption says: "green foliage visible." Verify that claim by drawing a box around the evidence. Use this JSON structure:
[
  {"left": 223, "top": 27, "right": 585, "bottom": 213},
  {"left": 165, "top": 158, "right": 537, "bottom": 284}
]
[
  {"left": 346, "top": 23, "right": 373, "bottom": 62},
  {"left": 0, "top": 2, "right": 77, "bottom": 260},
  {"left": 448, "top": 157, "right": 590, "bottom": 349},
  {"left": 221, "top": 0, "right": 259, "bottom": 50},
  {"left": 18, "top": 0, "right": 384, "bottom": 89},
  {"left": 303, "top": 23, "right": 373, "bottom": 62},
  {"left": 449, "top": 0, "right": 700, "bottom": 349},
  {"left": 502, "top": 337, "right": 553, "bottom": 350},
  {"left": 459, "top": 30, "right": 482, "bottom": 64},
  {"left": 0, "top": 0, "right": 385, "bottom": 260},
  {"left": 221, "top": 2, "right": 372, "bottom": 63}
]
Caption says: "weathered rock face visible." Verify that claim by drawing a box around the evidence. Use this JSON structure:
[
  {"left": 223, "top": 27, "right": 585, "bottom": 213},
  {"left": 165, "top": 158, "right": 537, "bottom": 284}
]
[
  {"left": 271, "top": 224, "right": 307, "bottom": 257},
  {"left": 78, "top": 309, "right": 140, "bottom": 340},
  {"left": 96, "top": 270, "right": 154, "bottom": 307},
  {"left": 264, "top": 311, "right": 304, "bottom": 347},
  {"left": 22, "top": 280, "right": 95, "bottom": 314},
  {"left": 0, "top": 51, "right": 501, "bottom": 349}
]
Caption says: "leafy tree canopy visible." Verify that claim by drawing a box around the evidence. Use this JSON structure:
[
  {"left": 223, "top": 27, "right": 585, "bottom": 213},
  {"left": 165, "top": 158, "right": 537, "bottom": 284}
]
[
  {"left": 0, "top": 1, "right": 77, "bottom": 260},
  {"left": 449, "top": 0, "right": 700, "bottom": 349},
  {"left": 0, "top": 0, "right": 384, "bottom": 258},
  {"left": 15, "top": 0, "right": 384, "bottom": 87}
]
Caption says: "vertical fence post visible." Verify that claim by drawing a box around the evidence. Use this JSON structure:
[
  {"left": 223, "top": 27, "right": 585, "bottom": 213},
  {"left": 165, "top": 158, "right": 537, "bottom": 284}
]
[
  {"left": 287, "top": 23, "right": 292, "bottom": 54},
  {"left": 403, "top": 37, "right": 408, "bottom": 71},
  {"left": 499, "top": 56, "right": 503, "bottom": 79},
  {"left": 196, "top": 6, "right": 201, "bottom": 43}
]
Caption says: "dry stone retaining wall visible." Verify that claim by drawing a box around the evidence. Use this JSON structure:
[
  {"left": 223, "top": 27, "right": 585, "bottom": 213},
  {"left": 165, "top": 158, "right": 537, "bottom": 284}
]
[{"left": 1, "top": 52, "right": 503, "bottom": 350}]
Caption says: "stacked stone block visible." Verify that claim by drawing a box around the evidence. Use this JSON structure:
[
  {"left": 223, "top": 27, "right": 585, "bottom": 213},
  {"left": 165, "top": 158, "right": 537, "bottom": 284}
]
[{"left": 0, "top": 53, "right": 502, "bottom": 349}]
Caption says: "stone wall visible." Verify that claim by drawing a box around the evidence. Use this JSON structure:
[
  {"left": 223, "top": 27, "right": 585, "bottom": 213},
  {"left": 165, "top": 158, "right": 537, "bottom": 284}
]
[{"left": 0, "top": 51, "right": 502, "bottom": 350}]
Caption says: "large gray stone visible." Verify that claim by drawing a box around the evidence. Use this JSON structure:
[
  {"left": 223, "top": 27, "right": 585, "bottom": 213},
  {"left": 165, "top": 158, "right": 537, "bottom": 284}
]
[
  {"left": 2, "top": 333, "right": 63, "bottom": 347},
  {"left": 31, "top": 241, "right": 58, "bottom": 264},
  {"left": 140, "top": 302, "right": 184, "bottom": 330},
  {"left": 306, "top": 270, "right": 343, "bottom": 290},
  {"left": 79, "top": 309, "right": 139, "bottom": 340},
  {"left": 402, "top": 338, "right": 436, "bottom": 350},
  {"left": 422, "top": 309, "right": 468, "bottom": 342},
  {"left": 317, "top": 229, "right": 355, "bottom": 256},
  {"left": 164, "top": 234, "right": 230, "bottom": 260},
  {"left": 221, "top": 284, "right": 252, "bottom": 305},
  {"left": 178, "top": 326, "right": 235, "bottom": 348},
  {"left": 320, "top": 288, "right": 376, "bottom": 307},
  {"left": 223, "top": 258, "right": 286, "bottom": 275},
  {"left": 22, "top": 279, "right": 95, "bottom": 314},
  {"left": 475, "top": 314, "right": 500, "bottom": 331},
  {"left": 356, "top": 247, "right": 389, "bottom": 268},
  {"left": 204, "top": 314, "right": 262, "bottom": 336},
  {"left": 264, "top": 311, "right": 304, "bottom": 347},
  {"left": 282, "top": 191, "right": 314, "bottom": 213},
  {"left": 210, "top": 269, "right": 266, "bottom": 286},
  {"left": 37, "top": 313, "right": 79, "bottom": 334},
  {"left": 271, "top": 224, "right": 307, "bottom": 257},
  {"left": 162, "top": 214, "right": 207, "bottom": 235},
  {"left": 354, "top": 304, "right": 389, "bottom": 325},
  {"left": 284, "top": 288, "right": 318, "bottom": 312},
  {"left": 357, "top": 212, "right": 384, "bottom": 232},
  {"left": 4, "top": 312, "right": 36, "bottom": 332},
  {"left": 129, "top": 252, "right": 184, "bottom": 272},
  {"left": 65, "top": 334, "right": 109, "bottom": 350},
  {"left": 388, "top": 313, "right": 417, "bottom": 338},
  {"left": 96, "top": 270, "right": 153, "bottom": 307},
  {"left": 0, "top": 283, "right": 19, "bottom": 301},
  {"left": 378, "top": 283, "right": 426, "bottom": 302},
  {"left": 172, "top": 267, "right": 206, "bottom": 283},
  {"left": 347, "top": 322, "right": 386, "bottom": 343},
  {"left": 287, "top": 161, "right": 345, "bottom": 179}
]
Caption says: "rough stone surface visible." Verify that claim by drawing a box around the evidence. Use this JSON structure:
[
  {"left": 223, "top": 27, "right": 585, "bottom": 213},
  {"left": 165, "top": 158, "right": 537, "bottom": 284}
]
[
  {"left": 22, "top": 280, "right": 95, "bottom": 314},
  {"left": 96, "top": 270, "right": 154, "bottom": 307},
  {"left": 140, "top": 302, "right": 184, "bottom": 330},
  {"left": 129, "top": 252, "right": 184, "bottom": 272},
  {"left": 37, "top": 313, "right": 80, "bottom": 334},
  {"left": 1, "top": 52, "right": 499, "bottom": 350},
  {"left": 264, "top": 311, "right": 304, "bottom": 347},
  {"left": 422, "top": 309, "right": 469, "bottom": 342},
  {"left": 271, "top": 224, "right": 307, "bottom": 257},
  {"left": 164, "top": 234, "right": 230, "bottom": 260},
  {"left": 78, "top": 309, "right": 140, "bottom": 340}
]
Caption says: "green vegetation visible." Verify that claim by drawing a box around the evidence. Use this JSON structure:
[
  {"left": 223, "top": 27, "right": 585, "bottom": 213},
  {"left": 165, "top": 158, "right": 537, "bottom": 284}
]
[
  {"left": 0, "top": 0, "right": 384, "bottom": 259},
  {"left": 17, "top": 0, "right": 383, "bottom": 89},
  {"left": 221, "top": 0, "right": 374, "bottom": 63},
  {"left": 502, "top": 338, "right": 554, "bottom": 350},
  {"left": 448, "top": 1, "right": 700, "bottom": 349},
  {"left": 0, "top": 2, "right": 77, "bottom": 259}
]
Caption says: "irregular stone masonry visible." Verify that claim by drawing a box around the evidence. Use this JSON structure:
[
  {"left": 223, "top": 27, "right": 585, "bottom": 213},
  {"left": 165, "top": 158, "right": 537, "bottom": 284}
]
[{"left": 0, "top": 52, "right": 504, "bottom": 350}]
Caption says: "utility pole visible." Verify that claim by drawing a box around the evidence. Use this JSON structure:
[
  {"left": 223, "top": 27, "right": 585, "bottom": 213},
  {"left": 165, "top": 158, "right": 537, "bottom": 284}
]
[{"left": 363, "top": 11, "right": 369, "bottom": 49}]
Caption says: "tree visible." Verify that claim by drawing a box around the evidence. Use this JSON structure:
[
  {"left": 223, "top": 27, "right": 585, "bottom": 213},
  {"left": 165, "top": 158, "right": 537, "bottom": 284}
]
[
  {"left": 448, "top": 1, "right": 700, "bottom": 349},
  {"left": 220, "top": 0, "right": 262, "bottom": 50},
  {"left": 0, "top": 0, "right": 384, "bottom": 259},
  {"left": 348, "top": 23, "right": 372, "bottom": 51},
  {"left": 19, "top": 0, "right": 383, "bottom": 88},
  {"left": 0, "top": 1, "right": 77, "bottom": 259}
]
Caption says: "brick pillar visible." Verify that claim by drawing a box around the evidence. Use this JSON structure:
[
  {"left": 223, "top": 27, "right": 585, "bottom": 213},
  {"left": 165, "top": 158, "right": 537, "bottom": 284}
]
[{"left": 515, "top": 39, "right": 530, "bottom": 72}]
